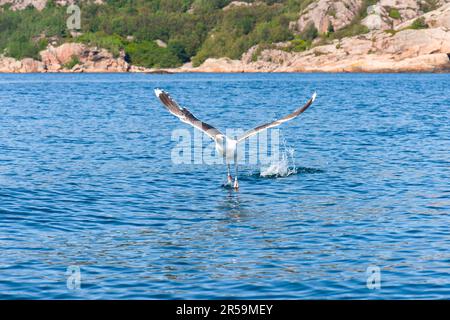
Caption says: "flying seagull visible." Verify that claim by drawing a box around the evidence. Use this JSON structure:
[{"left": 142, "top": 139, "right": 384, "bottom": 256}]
[{"left": 154, "top": 88, "right": 316, "bottom": 189}]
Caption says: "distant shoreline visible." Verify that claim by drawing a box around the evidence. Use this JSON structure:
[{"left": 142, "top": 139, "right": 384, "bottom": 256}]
[{"left": 1, "top": 70, "right": 449, "bottom": 74}]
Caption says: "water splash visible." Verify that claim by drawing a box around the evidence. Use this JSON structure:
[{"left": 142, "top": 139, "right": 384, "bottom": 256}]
[{"left": 260, "top": 142, "right": 297, "bottom": 178}]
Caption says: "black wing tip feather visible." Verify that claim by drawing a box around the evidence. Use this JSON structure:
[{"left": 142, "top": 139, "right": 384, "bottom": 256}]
[
  {"left": 154, "top": 88, "right": 165, "bottom": 98},
  {"left": 154, "top": 88, "right": 174, "bottom": 101},
  {"left": 297, "top": 91, "right": 317, "bottom": 114},
  {"left": 154, "top": 88, "right": 180, "bottom": 109}
]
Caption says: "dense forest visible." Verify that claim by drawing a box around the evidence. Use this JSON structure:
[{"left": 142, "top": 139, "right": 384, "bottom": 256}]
[
  {"left": 0, "top": 0, "right": 323, "bottom": 67},
  {"left": 0, "top": 0, "right": 412, "bottom": 68}
]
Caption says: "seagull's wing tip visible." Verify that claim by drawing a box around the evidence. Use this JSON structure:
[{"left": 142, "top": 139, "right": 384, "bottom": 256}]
[{"left": 154, "top": 88, "right": 163, "bottom": 97}]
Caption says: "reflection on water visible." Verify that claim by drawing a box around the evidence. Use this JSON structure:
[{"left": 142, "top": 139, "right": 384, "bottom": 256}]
[{"left": 218, "top": 190, "right": 249, "bottom": 221}]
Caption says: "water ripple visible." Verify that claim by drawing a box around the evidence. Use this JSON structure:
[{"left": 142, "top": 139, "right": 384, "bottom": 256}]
[{"left": 0, "top": 73, "right": 449, "bottom": 299}]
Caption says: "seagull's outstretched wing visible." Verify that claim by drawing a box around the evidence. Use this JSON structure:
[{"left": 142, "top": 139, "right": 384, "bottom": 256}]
[
  {"left": 237, "top": 92, "right": 316, "bottom": 143},
  {"left": 154, "top": 88, "right": 224, "bottom": 141}
]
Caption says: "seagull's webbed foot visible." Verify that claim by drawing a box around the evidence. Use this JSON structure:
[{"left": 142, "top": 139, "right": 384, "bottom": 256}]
[{"left": 222, "top": 174, "right": 233, "bottom": 188}]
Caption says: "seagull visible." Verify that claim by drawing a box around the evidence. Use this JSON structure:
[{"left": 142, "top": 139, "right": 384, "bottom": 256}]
[{"left": 154, "top": 88, "right": 316, "bottom": 189}]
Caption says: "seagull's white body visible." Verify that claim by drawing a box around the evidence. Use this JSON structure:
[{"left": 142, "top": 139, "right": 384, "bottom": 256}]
[
  {"left": 215, "top": 136, "right": 238, "bottom": 163},
  {"left": 154, "top": 88, "right": 317, "bottom": 189}
]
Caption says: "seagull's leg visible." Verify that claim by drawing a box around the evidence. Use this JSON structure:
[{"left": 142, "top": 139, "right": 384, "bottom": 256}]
[
  {"left": 233, "top": 162, "right": 239, "bottom": 190},
  {"left": 227, "top": 163, "right": 232, "bottom": 185}
]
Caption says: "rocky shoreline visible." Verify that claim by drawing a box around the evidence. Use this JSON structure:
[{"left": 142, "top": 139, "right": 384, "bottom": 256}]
[
  {"left": 1, "top": 3, "right": 449, "bottom": 74},
  {"left": 171, "top": 3, "right": 450, "bottom": 74}
]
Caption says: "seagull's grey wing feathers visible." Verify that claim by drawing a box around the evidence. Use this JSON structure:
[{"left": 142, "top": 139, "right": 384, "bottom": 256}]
[
  {"left": 237, "top": 92, "right": 316, "bottom": 143},
  {"left": 154, "top": 89, "right": 223, "bottom": 141}
]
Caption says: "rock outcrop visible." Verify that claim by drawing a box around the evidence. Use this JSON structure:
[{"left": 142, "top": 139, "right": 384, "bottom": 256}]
[
  {"left": 0, "top": 56, "right": 46, "bottom": 72},
  {"left": 0, "top": 0, "right": 47, "bottom": 10},
  {"left": 42, "top": 43, "right": 130, "bottom": 72},
  {"left": 40, "top": 43, "right": 84, "bottom": 71},
  {"left": 362, "top": 4, "right": 390, "bottom": 30},
  {"left": 362, "top": 0, "right": 450, "bottom": 30},
  {"left": 222, "top": 1, "right": 262, "bottom": 11},
  {"left": 396, "top": 2, "right": 450, "bottom": 29},
  {"left": 0, "top": 43, "right": 130, "bottom": 73},
  {"left": 290, "top": 0, "right": 450, "bottom": 33},
  {"left": 290, "top": 0, "right": 363, "bottom": 34},
  {"left": 0, "top": 0, "right": 103, "bottom": 10},
  {"left": 171, "top": 3, "right": 450, "bottom": 73}
]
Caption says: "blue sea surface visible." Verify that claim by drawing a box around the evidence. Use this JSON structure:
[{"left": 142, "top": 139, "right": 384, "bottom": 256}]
[{"left": 0, "top": 73, "right": 449, "bottom": 299}]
